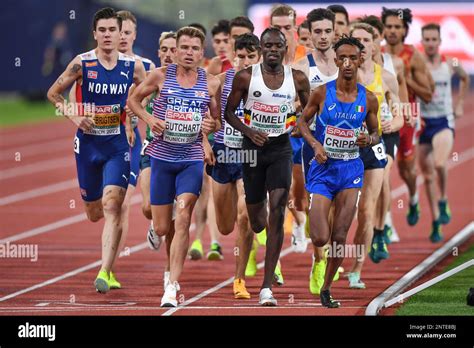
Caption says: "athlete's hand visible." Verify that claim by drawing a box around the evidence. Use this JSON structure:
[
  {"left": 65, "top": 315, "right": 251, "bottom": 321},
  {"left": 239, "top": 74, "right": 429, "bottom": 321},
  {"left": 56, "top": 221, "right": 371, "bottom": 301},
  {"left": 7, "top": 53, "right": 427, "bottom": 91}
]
[
  {"left": 204, "top": 140, "right": 216, "bottom": 165},
  {"left": 356, "top": 133, "right": 371, "bottom": 148},
  {"left": 126, "top": 123, "right": 135, "bottom": 147},
  {"left": 70, "top": 115, "right": 94, "bottom": 133},
  {"left": 247, "top": 129, "right": 268, "bottom": 147},
  {"left": 202, "top": 116, "right": 217, "bottom": 135},
  {"left": 312, "top": 142, "right": 327, "bottom": 164},
  {"left": 381, "top": 119, "right": 393, "bottom": 134},
  {"left": 290, "top": 126, "right": 302, "bottom": 138},
  {"left": 148, "top": 117, "right": 166, "bottom": 136}
]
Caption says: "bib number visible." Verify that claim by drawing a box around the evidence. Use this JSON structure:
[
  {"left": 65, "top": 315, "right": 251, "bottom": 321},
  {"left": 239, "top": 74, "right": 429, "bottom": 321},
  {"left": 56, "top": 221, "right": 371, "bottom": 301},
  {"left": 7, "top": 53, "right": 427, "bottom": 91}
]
[
  {"left": 372, "top": 142, "right": 387, "bottom": 161},
  {"left": 74, "top": 136, "right": 80, "bottom": 154},
  {"left": 140, "top": 139, "right": 150, "bottom": 156},
  {"left": 223, "top": 121, "right": 243, "bottom": 148}
]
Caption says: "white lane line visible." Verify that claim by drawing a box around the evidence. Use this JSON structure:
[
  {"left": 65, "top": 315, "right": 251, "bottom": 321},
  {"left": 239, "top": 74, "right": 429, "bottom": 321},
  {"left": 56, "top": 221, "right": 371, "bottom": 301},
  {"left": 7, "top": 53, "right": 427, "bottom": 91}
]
[
  {"left": 0, "top": 194, "right": 142, "bottom": 244},
  {"left": 0, "top": 156, "right": 73, "bottom": 180},
  {"left": 161, "top": 246, "right": 294, "bottom": 316},
  {"left": 0, "top": 242, "right": 147, "bottom": 303},
  {"left": 0, "top": 138, "right": 70, "bottom": 161},
  {"left": 0, "top": 179, "right": 76, "bottom": 206}
]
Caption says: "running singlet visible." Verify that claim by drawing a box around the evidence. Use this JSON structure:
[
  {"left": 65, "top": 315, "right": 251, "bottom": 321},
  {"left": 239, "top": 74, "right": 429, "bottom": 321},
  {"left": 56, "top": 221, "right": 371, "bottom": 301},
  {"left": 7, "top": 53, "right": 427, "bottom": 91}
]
[
  {"left": 76, "top": 49, "right": 135, "bottom": 137},
  {"left": 364, "top": 63, "right": 384, "bottom": 135},
  {"left": 146, "top": 64, "right": 210, "bottom": 162},
  {"left": 314, "top": 80, "right": 367, "bottom": 160},
  {"left": 307, "top": 53, "right": 339, "bottom": 91},
  {"left": 419, "top": 56, "right": 454, "bottom": 122},
  {"left": 214, "top": 68, "right": 244, "bottom": 148},
  {"left": 243, "top": 64, "right": 297, "bottom": 137},
  {"left": 381, "top": 53, "right": 396, "bottom": 122},
  {"left": 220, "top": 54, "right": 233, "bottom": 73}
]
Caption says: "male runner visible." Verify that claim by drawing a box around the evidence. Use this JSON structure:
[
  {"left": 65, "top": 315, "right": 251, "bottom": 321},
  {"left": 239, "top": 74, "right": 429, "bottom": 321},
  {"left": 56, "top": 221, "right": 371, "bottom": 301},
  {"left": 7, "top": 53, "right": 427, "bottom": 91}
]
[
  {"left": 46, "top": 7, "right": 146, "bottom": 293},
  {"left": 292, "top": 8, "right": 339, "bottom": 296},
  {"left": 348, "top": 23, "right": 403, "bottom": 288},
  {"left": 298, "top": 36, "right": 380, "bottom": 307},
  {"left": 140, "top": 31, "right": 178, "bottom": 289},
  {"left": 327, "top": 4, "right": 349, "bottom": 43},
  {"left": 382, "top": 7, "right": 434, "bottom": 226},
  {"left": 418, "top": 23, "right": 469, "bottom": 242},
  {"left": 225, "top": 27, "right": 310, "bottom": 306},
  {"left": 359, "top": 15, "right": 409, "bottom": 244},
  {"left": 128, "top": 26, "right": 221, "bottom": 307},
  {"left": 206, "top": 20, "right": 232, "bottom": 75},
  {"left": 297, "top": 20, "right": 314, "bottom": 50},
  {"left": 206, "top": 33, "right": 262, "bottom": 299}
]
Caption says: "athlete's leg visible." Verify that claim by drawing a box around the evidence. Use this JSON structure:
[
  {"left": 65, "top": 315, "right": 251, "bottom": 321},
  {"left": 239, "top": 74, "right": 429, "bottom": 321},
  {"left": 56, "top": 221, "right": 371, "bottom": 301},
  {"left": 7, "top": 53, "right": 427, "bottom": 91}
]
[
  {"left": 308, "top": 194, "right": 332, "bottom": 248},
  {"left": 418, "top": 143, "right": 438, "bottom": 221},
  {"left": 140, "top": 167, "right": 152, "bottom": 219},
  {"left": 374, "top": 156, "right": 394, "bottom": 230},
  {"left": 235, "top": 179, "right": 253, "bottom": 280},
  {"left": 84, "top": 200, "right": 104, "bottom": 222},
  {"left": 212, "top": 180, "right": 238, "bottom": 235},
  {"left": 432, "top": 129, "right": 454, "bottom": 200},
  {"left": 322, "top": 188, "right": 359, "bottom": 292},
  {"left": 351, "top": 168, "right": 384, "bottom": 272}
]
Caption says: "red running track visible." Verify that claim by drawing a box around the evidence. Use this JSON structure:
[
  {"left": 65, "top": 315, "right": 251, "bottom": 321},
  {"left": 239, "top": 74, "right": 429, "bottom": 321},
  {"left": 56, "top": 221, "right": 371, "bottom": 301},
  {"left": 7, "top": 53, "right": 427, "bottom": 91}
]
[{"left": 0, "top": 101, "right": 472, "bottom": 316}]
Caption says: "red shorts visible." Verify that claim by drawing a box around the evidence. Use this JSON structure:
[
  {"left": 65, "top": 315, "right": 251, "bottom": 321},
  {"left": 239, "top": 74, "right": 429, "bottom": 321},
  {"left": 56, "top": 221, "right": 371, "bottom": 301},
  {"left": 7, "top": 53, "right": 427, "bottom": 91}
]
[{"left": 398, "top": 124, "right": 416, "bottom": 160}]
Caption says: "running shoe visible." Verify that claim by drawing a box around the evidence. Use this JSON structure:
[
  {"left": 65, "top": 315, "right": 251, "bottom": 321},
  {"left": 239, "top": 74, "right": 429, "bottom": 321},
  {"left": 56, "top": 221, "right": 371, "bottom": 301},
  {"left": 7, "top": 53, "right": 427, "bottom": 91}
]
[
  {"left": 348, "top": 272, "right": 366, "bottom": 289},
  {"left": 368, "top": 235, "right": 381, "bottom": 264},
  {"left": 188, "top": 239, "right": 203, "bottom": 260},
  {"left": 256, "top": 228, "right": 267, "bottom": 246},
  {"left": 163, "top": 271, "right": 170, "bottom": 288},
  {"left": 273, "top": 261, "right": 284, "bottom": 286},
  {"left": 161, "top": 281, "right": 179, "bottom": 307},
  {"left": 438, "top": 200, "right": 451, "bottom": 225},
  {"left": 388, "top": 224, "right": 400, "bottom": 243},
  {"left": 259, "top": 288, "right": 277, "bottom": 306},
  {"left": 233, "top": 278, "right": 251, "bottom": 299},
  {"left": 207, "top": 242, "right": 224, "bottom": 261},
  {"left": 245, "top": 240, "right": 258, "bottom": 277},
  {"left": 430, "top": 220, "right": 443, "bottom": 243},
  {"left": 292, "top": 221, "right": 308, "bottom": 253},
  {"left": 147, "top": 222, "right": 163, "bottom": 251},
  {"left": 109, "top": 271, "right": 121, "bottom": 289},
  {"left": 94, "top": 270, "right": 110, "bottom": 294},
  {"left": 320, "top": 289, "right": 340, "bottom": 308},
  {"left": 407, "top": 202, "right": 420, "bottom": 226},
  {"left": 309, "top": 255, "right": 326, "bottom": 295},
  {"left": 383, "top": 224, "right": 392, "bottom": 245}
]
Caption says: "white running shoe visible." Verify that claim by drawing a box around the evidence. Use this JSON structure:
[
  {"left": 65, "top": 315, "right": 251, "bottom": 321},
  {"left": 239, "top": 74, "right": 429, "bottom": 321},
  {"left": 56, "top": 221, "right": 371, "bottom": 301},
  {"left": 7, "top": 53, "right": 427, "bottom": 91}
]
[
  {"left": 147, "top": 222, "right": 163, "bottom": 251},
  {"left": 389, "top": 226, "right": 400, "bottom": 243},
  {"left": 348, "top": 272, "right": 366, "bottom": 289},
  {"left": 291, "top": 222, "right": 308, "bottom": 253},
  {"left": 161, "top": 281, "right": 179, "bottom": 307},
  {"left": 259, "top": 288, "right": 277, "bottom": 306},
  {"left": 163, "top": 272, "right": 180, "bottom": 291}
]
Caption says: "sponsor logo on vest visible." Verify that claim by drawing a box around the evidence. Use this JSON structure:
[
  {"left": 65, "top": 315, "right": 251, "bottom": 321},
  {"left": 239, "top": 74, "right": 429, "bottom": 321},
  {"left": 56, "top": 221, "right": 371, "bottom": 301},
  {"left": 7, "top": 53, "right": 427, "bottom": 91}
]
[
  {"left": 253, "top": 91, "right": 262, "bottom": 97},
  {"left": 88, "top": 82, "right": 128, "bottom": 95}
]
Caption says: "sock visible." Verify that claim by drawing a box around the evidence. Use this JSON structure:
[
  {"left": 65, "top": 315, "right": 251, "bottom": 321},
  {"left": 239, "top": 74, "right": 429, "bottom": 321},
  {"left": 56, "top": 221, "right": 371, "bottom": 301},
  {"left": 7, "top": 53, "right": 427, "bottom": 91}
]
[
  {"left": 385, "top": 211, "right": 393, "bottom": 227},
  {"left": 373, "top": 228, "right": 384, "bottom": 237},
  {"left": 410, "top": 193, "right": 419, "bottom": 205}
]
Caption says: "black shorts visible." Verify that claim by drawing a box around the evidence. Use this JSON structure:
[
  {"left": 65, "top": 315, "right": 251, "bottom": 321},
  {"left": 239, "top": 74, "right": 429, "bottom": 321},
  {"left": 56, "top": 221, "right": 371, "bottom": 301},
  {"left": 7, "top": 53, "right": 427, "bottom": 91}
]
[
  {"left": 242, "top": 134, "right": 292, "bottom": 204},
  {"left": 360, "top": 140, "right": 388, "bottom": 171},
  {"left": 382, "top": 131, "right": 400, "bottom": 159}
]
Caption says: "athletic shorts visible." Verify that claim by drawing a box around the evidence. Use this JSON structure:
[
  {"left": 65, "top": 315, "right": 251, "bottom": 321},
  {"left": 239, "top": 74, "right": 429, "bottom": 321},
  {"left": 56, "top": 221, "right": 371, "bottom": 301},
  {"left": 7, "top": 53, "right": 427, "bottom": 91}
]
[
  {"left": 242, "top": 134, "right": 292, "bottom": 204},
  {"left": 206, "top": 142, "right": 243, "bottom": 184},
  {"left": 360, "top": 140, "right": 388, "bottom": 170},
  {"left": 150, "top": 158, "right": 204, "bottom": 205},
  {"left": 74, "top": 130, "right": 130, "bottom": 202},
  {"left": 382, "top": 132, "right": 400, "bottom": 159},
  {"left": 139, "top": 136, "right": 153, "bottom": 171},
  {"left": 301, "top": 139, "right": 314, "bottom": 183},
  {"left": 129, "top": 127, "right": 142, "bottom": 187},
  {"left": 398, "top": 123, "right": 417, "bottom": 160},
  {"left": 290, "top": 136, "right": 303, "bottom": 165},
  {"left": 419, "top": 117, "right": 454, "bottom": 145},
  {"left": 305, "top": 158, "right": 364, "bottom": 201}
]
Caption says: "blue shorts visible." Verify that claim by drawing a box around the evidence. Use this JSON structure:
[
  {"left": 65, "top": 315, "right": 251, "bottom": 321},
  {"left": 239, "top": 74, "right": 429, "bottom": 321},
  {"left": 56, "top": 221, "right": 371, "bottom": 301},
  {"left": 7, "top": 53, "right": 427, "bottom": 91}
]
[
  {"left": 302, "top": 139, "right": 314, "bottom": 182},
  {"left": 305, "top": 158, "right": 364, "bottom": 201},
  {"left": 290, "top": 136, "right": 303, "bottom": 165},
  {"left": 206, "top": 142, "right": 243, "bottom": 184},
  {"left": 140, "top": 154, "right": 151, "bottom": 171},
  {"left": 129, "top": 127, "right": 142, "bottom": 186},
  {"left": 150, "top": 158, "right": 204, "bottom": 205},
  {"left": 360, "top": 140, "right": 388, "bottom": 170},
  {"left": 420, "top": 117, "right": 454, "bottom": 145},
  {"left": 74, "top": 129, "right": 130, "bottom": 202}
]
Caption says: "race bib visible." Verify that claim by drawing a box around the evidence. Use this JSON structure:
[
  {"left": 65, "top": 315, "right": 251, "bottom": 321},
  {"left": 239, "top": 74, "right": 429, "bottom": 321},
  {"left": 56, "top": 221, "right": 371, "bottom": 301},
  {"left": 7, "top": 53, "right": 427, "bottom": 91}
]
[
  {"left": 247, "top": 101, "right": 294, "bottom": 137},
  {"left": 381, "top": 100, "right": 393, "bottom": 122},
  {"left": 131, "top": 115, "right": 139, "bottom": 129},
  {"left": 74, "top": 136, "right": 80, "bottom": 154},
  {"left": 163, "top": 109, "right": 202, "bottom": 144},
  {"left": 83, "top": 104, "right": 121, "bottom": 136},
  {"left": 223, "top": 121, "right": 243, "bottom": 148},
  {"left": 140, "top": 139, "right": 150, "bottom": 156},
  {"left": 372, "top": 142, "right": 387, "bottom": 161},
  {"left": 323, "top": 125, "right": 359, "bottom": 160}
]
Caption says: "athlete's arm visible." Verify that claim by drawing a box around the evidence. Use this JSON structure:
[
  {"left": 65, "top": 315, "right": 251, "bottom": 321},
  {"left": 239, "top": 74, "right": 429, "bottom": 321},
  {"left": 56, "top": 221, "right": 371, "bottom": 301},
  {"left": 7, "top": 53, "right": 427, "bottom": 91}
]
[
  {"left": 298, "top": 85, "right": 327, "bottom": 164},
  {"left": 407, "top": 50, "right": 434, "bottom": 103},
  {"left": 382, "top": 69, "right": 404, "bottom": 133},
  {"left": 358, "top": 90, "right": 380, "bottom": 147},
  {"left": 127, "top": 67, "right": 166, "bottom": 134},
  {"left": 224, "top": 68, "right": 268, "bottom": 146},
  {"left": 133, "top": 59, "right": 147, "bottom": 86},
  {"left": 204, "top": 74, "right": 222, "bottom": 134},
  {"left": 206, "top": 56, "right": 223, "bottom": 75},
  {"left": 293, "top": 69, "right": 310, "bottom": 110},
  {"left": 449, "top": 56, "right": 470, "bottom": 118},
  {"left": 291, "top": 56, "right": 309, "bottom": 78}
]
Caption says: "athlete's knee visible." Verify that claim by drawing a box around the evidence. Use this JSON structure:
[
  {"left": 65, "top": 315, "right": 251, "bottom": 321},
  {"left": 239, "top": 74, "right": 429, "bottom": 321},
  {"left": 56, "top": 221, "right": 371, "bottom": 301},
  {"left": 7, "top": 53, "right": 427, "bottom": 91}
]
[
  {"left": 250, "top": 218, "right": 266, "bottom": 235},
  {"left": 86, "top": 208, "right": 103, "bottom": 223},
  {"left": 237, "top": 210, "right": 249, "bottom": 232},
  {"left": 312, "top": 233, "right": 329, "bottom": 248},
  {"left": 331, "top": 232, "right": 347, "bottom": 247},
  {"left": 102, "top": 198, "right": 122, "bottom": 217},
  {"left": 217, "top": 218, "right": 235, "bottom": 235},
  {"left": 142, "top": 202, "right": 152, "bottom": 220},
  {"left": 153, "top": 220, "right": 171, "bottom": 237}
]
